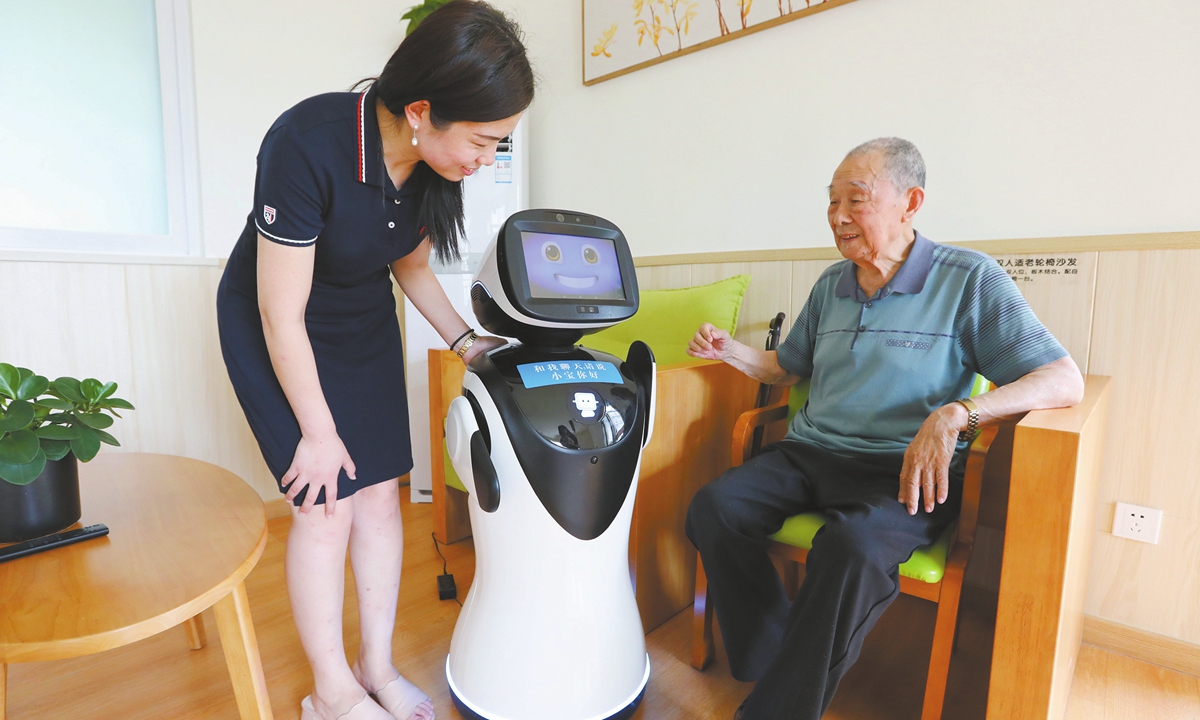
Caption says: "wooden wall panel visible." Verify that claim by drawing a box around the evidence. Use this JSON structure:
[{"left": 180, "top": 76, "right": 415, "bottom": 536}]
[
  {"left": 991, "top": 252, "right": 1097, "bottom": 374},
  {"left": 1088, "top": 249, "right": 1200, "bottom": 522},
  {"left": 690, "top": 261, "right": 792, "bottom": 346},
  {"left": 124, "top": 265, "right": 276, "bottom": 498},
  {"left": 635, "top": 264, "right": 693, "bottom": 291},
  {"left": 0, "top": 261, "right": 145, "bottom": 450},
  {"left": 1087, "top": 518, "right": 1200, "bottom": 646}
]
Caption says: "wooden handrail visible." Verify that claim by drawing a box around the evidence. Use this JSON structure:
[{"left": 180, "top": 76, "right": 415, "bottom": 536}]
[{"left": 731, "top": 401, "right": 790, "bottom": 468}]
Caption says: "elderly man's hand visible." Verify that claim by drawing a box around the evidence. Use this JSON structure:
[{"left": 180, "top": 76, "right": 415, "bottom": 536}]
[
  {"left": 898, "top": 403, "right": 968, "bottom": 514},
  {"left": 687, "top": 323, "right": 736, "bottom": 362}
]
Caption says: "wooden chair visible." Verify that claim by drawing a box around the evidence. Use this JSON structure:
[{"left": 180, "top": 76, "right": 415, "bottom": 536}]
[{"left": 691, "top": 389, "right": 997, "bottom": 720}]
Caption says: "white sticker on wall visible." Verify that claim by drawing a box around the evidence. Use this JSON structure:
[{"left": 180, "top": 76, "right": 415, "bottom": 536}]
[{"left": 494, "top": 155, "right": 512, "bottom": 184}]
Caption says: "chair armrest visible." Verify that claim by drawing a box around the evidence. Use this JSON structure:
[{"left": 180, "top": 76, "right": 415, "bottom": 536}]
[
  {"left": 953, "top": 424, "right": 1000, "bottom": 548},
  {"left": 731, "top": 399, "right": 791, "bottom": 468}
]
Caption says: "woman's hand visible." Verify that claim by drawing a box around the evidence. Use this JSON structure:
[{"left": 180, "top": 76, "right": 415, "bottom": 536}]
[
  {"left": 462, "top": 335, "right": 506, "bottom": 365},
  {"left": 898, "top": 403, "right": 967, "bottom": 514},
  {"left": 687, "top": 323, "right": 737, "bottom": 362},
  {"left": 282, "top": 432, "right": 357, "bottom": 517}
]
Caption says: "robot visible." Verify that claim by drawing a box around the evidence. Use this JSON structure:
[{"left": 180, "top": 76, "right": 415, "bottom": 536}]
[{"left": 444, "top": 209, "right": 655, "bottom": 720}]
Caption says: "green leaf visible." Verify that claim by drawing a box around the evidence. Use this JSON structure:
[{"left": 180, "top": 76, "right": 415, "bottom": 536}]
[
  {"left": 0, "top": 363, "right": 18, "bottom": 398},
  {"left": 16, "top": 367, "right": 32, "bottom": 382},
  {"left": 16, "top": 373, "right": 49, "bottom": 401},
  {"left": 94, "top": 428, "right": 121, "bottom": 447},
  {"left": 34, "top": 424, "right": 81, "bottom": 440},
  {"left": 98, "top": 382, "right": 117, "bottom": 401},
  {"left": 78, "top": 412, "right": 114, "bottom": 429},
  {"left": 53, "top": 377, "right": 86, "bottom": 404},
  {"left": 81, "top": 378, "right": 102, "bottom": 403},
  {"left": 33, "top": 398, "right": 74, "bottom": 411},
  {"left": 0, "top": 429, "right": 41, "bottom": 464},
  {"left": 0, "top": 400, "right": 35, "bottom": 432},
  {"left": 41, "top": 438, "right": 72, "bottom": 461},
  {"left": 101, "top": 397, "right": 135, "bottom": 410},
  {"left": 0, "top": 448, "right": 46, "bottom": 485},
  {"left": 70, "top": 425, "right": 102, "bottom": 462}
]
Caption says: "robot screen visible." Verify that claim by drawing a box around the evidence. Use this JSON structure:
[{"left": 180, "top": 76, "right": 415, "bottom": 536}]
[{"left": 521, "top": 231, "right": 625, "bottom": 301}]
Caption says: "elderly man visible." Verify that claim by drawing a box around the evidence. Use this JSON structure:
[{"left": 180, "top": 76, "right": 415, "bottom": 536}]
[{"left": 686, "top": 138, "right": 1084, "bottom": 720}]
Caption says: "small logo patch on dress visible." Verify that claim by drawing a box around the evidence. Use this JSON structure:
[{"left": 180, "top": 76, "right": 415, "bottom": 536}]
[
  {"left": 263, "top": 206, "right": 276, "bottom": 224},
  {"left": 886, "top": 339, "right": 931, "bottom": 350}
]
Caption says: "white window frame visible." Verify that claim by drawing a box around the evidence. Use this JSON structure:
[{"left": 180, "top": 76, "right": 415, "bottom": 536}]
[{"left": 0, "top": 0, "right": 203, "bottom": 261}]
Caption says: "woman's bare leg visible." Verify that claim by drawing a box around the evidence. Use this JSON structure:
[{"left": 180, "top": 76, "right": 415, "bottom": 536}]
[
  {"left": 287, "top": 495, "right": 389, "bottom": 719},
  {"left": 348, "top": 480, "right": 433, "bottom": 719}
]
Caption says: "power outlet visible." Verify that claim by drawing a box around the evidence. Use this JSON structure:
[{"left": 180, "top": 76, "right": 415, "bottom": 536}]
[{"left": 1112, "top": 502, "right": 1163, "bottom": 544}]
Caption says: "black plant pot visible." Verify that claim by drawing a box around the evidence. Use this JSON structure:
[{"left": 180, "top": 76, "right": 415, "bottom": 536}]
[{"left": 0, "top": 453, "right": 82, "bottom": 543}]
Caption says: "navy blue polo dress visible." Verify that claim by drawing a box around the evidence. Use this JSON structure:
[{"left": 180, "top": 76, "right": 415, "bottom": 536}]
[{"left": 217, "top": 85, "right": 422, "bottom": 506}]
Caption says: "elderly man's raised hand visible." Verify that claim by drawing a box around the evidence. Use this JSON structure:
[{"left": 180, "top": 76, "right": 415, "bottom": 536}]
[
  {"left": 898, "top": 403, "right": 969, "bottom": 514},
  {"left": 687, "top": 323, "right": 736, "bottom": 362}
]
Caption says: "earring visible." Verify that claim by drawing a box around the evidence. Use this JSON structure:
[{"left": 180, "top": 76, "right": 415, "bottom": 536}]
[{"left": 411, "top": 125, "right": 418, "bottom": 147}]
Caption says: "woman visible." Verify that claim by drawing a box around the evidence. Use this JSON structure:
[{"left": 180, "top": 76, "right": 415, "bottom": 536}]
[{"left": 215, "top": 3, "right": 534, "bottom": 719}]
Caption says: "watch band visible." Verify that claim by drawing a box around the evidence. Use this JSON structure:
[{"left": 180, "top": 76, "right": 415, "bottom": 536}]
[
  {"left": 955, "top": 397, "right": 980, "bottom": 442},
  {"left": 455, "top": 331, "right": 479, "bottom": 358}
]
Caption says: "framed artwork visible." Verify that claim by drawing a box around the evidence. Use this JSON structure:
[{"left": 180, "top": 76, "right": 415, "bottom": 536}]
[{"left": 583, "top": 0, "right": 858, "bottom": 86}]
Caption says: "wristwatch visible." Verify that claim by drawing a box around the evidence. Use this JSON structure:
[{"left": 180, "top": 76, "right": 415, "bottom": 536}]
[{"left": 955, "top": 397, "right": 980, "bottom": 442}]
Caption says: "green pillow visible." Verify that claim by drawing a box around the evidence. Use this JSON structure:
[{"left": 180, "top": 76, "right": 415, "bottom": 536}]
[{"left": 585, "top": 275, "right": 750, "bottom": 366}]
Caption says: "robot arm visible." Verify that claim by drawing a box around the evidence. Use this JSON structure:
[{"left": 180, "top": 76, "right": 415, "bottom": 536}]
[
  {"left": 626, "top": 340, "right": 656, "bottom": 447},
  {"left": 446, "top": 394, "right": 501, "bottom": 513}
]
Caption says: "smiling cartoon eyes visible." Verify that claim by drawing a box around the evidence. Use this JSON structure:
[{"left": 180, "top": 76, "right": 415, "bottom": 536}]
[{"left": 542, "top": 242, "right": 601, "bottom": 264}]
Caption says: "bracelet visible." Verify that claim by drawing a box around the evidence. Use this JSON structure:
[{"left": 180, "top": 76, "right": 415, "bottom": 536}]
[
  {"left": 955, "top": 397, "right": 980, "bottom": 442},
  {"left": 455, "top": 331, "right": 479, "bottom": 358},
  {"left": 450, "top": 329, "right": 474, "bottom": 352}
]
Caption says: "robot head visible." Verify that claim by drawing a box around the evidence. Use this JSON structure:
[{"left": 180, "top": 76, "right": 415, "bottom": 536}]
[{"left": 471, "top": 210, "right": 639, "bottom": 346}]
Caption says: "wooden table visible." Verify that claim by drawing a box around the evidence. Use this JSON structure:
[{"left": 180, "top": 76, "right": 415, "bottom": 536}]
[{"left": 0, "top": 453, "right": 272, "bottom": 720}]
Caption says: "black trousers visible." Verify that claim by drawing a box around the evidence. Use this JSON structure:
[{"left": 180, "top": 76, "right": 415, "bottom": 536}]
[{"left": 685, "top": 441, "right": 960, "bottom": 720}]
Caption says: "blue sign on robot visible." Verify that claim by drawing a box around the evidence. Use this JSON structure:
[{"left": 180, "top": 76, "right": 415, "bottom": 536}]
[{"left": 517, "top": 360, "right": 623, "bottom": 388}]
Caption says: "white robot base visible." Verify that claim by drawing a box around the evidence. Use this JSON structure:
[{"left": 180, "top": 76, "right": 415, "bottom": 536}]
[
  {"left": 447, "top": 654, "right": 649, "bottom": 720},
  {"left": 444, "top": 344, "right": 655, "bottom": 720}
]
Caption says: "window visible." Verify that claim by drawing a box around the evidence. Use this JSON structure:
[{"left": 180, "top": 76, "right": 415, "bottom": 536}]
[{"left": 0, "top": 0, "right": 200, "bottom": 256}]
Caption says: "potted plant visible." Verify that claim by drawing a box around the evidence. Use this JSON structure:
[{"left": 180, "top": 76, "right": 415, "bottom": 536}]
[{"left": 0, "top": 363, "right": 134, "bottom": 543}]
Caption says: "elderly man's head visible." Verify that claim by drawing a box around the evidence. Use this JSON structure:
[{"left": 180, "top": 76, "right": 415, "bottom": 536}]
[{"left": 828, "top": 138, "right": 926, "bottom": 264}]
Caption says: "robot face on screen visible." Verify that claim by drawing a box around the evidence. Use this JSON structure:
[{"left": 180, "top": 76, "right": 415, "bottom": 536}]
[{"left": 522, "top": 232, "right": 624, "bottom": 300}]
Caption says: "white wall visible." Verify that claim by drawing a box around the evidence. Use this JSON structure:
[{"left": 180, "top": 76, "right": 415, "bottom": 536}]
[
  {"left": 191, "top": 0, "right": 412, "bottom": 258},
  {"left": 499, "top": 0, "right": 1200, "bottom": 256}
]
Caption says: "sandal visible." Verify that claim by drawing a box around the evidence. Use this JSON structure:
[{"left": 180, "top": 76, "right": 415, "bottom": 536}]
[
  {"left": 371, "top": 674, "right": 434, "bottom": 720},
  {"left": 301, "top": 693, "right": 392, "bottom": 720}
]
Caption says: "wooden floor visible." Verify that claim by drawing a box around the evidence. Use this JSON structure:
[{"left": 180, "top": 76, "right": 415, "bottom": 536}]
[{"left": 7, "top": 494, "right": 1198, "bottom": 719}]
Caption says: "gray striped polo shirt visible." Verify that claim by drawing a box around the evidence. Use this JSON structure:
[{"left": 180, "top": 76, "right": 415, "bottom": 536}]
[{"left": 775, "top": 231, "right": 1067, "bottom": 476}]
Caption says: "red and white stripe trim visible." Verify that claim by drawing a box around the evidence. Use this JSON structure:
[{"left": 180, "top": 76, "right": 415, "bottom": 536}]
[{"left": 356, "top": 89, "right": 368, "bottom": 183}]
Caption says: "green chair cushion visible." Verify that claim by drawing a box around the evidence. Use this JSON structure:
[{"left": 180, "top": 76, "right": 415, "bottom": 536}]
[
  {"left": 585, "top": 275, "right": 750, "bottom": 366},
  {"left": 765, "top": 374, "right": 984, "bottom": 585},
  {"left": 769, "top": 512, "right": 953, "bottom": 584}
]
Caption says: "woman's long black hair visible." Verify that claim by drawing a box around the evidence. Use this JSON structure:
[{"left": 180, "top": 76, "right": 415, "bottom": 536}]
[{"left": 373, "top": 0, "right": 535, "bottom": 264}]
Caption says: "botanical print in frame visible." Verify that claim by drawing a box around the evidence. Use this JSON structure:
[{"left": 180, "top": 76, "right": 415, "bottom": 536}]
[{"left": 583, "top": 0, "right": 859, "bottom": 86}]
